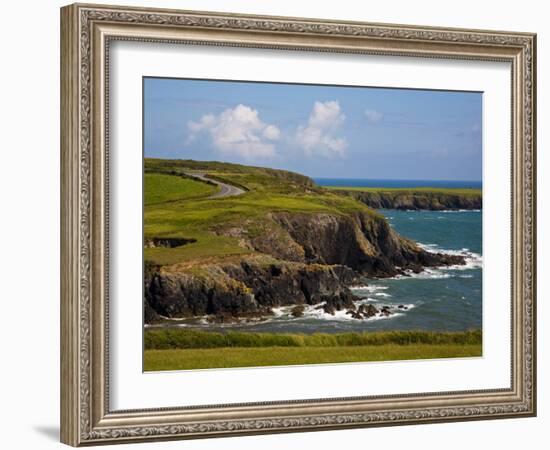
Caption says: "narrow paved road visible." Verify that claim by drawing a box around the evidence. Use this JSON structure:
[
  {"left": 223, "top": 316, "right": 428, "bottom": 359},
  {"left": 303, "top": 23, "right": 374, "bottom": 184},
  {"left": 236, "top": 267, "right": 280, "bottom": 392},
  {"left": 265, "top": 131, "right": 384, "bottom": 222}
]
[{"left": 185, "top": 172, "right": 246, "bottom": 199}]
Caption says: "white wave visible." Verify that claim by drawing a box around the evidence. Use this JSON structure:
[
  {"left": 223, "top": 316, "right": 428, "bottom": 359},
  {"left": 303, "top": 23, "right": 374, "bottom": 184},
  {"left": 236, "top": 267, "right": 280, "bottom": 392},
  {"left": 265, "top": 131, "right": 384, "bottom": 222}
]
[
  {"left": 418, "top": 243, "right": 483, "bottom": 271},
  {"left": 271, "top": 306, "right": 289, "bottom": 317},
  {"left": 441, "top": 252, "right": 482, "bottom": 271},
  {"left": 407, "top": 268, "right": 451, "bottom": 280},
  {"left": 438, "top": 209, "right": 481, "bottom": 213},
  {"left": 373, "top": 292, "right": 391, "bottom": 298},
  {"left": 349, "top": 284, "right": 369, "bottom": 291},
  {"left": 304, "top": 307, "right": 405, "bottom": 322},
  {"left": 159, "top": 315, "right": 186, "bottom": 321},
  {"left": 156, "top": 315, "right": 211, "bottom": 326},
  {"left": 419, "top": 243, "right": 438, "bottom": 249},
  {"left": 177, "top": 318, "right": 210, "bottom": 327},
  {"left": 299, "top": 301, "right": 413, "bottom": 322},
  {"left": 369, "top": 312, "right": 405, "bottom": 321},
  {"left": 356, "top": 297, "right": 384, "bottom": 305},
  {"left": 297, "top": 304, "right": 353, "bottom": 321},
  {"left": 349, "top": 285, "right": 389, "bottom": 292}
]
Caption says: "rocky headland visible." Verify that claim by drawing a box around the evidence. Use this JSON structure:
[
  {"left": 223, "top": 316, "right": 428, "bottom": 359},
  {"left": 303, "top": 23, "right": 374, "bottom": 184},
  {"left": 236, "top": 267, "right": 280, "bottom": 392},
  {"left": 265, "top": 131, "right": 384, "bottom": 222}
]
[
  {"left": 333, "top": 189, "right": 482, "bottom": 210},
  {"left": 145, "top": 191, "right": 465, "bottom": 324}
]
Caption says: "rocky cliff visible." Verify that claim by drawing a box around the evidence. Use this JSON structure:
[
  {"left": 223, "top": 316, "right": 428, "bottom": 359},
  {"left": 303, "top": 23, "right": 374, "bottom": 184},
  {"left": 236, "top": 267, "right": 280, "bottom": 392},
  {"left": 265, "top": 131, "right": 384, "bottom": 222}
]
[
  {"left": 145, "top": 257, "right": 359, "bottom": 323},
  {"left": 144, "top": 159, "right": 472, "bottom": 324},
  {"left": 335, "top": 190, "right": 482, "bottom": 210},
  {"left": 270, "top": 212, "right": 462, "bottom": 276},
  {"left": 145, "top": 211, "right": 465, "bottom": 323}
]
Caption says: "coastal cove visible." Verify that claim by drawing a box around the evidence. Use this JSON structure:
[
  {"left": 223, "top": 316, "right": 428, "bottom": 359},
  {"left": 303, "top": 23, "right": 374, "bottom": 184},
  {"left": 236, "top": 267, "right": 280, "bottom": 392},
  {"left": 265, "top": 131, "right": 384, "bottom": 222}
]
[{"left": 146, "top": 208, "right": 482, "bottom": 335}]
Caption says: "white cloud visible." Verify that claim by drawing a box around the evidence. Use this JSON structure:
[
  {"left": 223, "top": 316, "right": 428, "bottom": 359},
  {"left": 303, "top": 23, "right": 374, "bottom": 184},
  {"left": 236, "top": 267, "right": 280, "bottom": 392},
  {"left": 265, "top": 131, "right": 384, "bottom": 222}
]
[
  {"left": 295, "top": 101, "right": 347, "bottom": 158},
  {"left": 364, "top": 109, "right": 383, "bottom": 122},
  {"left": 263, "top": 124, "right": 280, "bottom": 140},
  {"left": 187, "top": 104, "right": 280, "bottom": 159}
]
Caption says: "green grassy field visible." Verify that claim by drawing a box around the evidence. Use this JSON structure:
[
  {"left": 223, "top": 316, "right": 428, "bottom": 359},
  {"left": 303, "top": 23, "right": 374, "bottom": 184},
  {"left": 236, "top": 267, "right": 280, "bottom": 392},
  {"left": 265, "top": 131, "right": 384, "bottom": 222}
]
[
  {"left": 323, "top": 186, "right": 482, "bottom": 196},
  {"left": 144, "top": 344, "right": 482, "bottom": 371},
  {"left": 144, "top": 173, "right": 218, "bottom": 205},
  {"left": 143, "top": 329, "right": 482, "bottom": 371}
]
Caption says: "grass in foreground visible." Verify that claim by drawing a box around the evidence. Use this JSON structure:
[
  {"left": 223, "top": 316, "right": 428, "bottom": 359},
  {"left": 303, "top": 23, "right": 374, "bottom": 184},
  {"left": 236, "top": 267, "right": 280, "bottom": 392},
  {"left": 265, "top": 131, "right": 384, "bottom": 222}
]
[
  {"left": 144, "top": 344, "right": 482, "bottom": 371},
  {"left": 144, "top": 329, "right": 482, "bottom": 370},
  {"left": 145, "top": 328, "right": 482, "bottom": 349}
]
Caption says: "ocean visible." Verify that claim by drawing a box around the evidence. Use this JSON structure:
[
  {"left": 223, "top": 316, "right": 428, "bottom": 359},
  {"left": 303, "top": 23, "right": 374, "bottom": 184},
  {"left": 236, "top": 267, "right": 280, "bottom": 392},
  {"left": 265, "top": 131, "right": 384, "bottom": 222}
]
[{"left": 173, "top": 208, "right": 482, "bottom": 334}]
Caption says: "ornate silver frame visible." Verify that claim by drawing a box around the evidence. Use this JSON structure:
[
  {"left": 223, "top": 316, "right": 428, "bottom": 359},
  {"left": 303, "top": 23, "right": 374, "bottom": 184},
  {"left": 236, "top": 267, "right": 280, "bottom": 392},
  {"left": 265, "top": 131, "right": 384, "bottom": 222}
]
[{"left": 60, "top": 3, "right": 536, "bottom": 446}]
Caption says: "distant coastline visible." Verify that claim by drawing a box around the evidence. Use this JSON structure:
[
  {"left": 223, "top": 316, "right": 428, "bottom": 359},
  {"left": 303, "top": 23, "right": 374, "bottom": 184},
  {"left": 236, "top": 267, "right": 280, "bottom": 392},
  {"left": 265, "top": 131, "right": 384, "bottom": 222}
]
[{"left": 316, "top": 178, "right": 482, "bottom": 211}]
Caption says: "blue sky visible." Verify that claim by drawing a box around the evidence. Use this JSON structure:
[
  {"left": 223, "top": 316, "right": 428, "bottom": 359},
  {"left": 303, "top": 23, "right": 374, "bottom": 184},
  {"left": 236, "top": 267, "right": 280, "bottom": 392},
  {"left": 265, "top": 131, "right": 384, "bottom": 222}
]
[{"left": 144, "top": 77, "right": 482, "bottom": 181}]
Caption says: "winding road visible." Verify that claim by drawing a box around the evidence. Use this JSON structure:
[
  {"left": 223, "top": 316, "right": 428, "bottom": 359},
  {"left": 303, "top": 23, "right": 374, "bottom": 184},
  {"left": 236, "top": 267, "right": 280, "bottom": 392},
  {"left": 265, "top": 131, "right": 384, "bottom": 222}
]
[{"left": 185, "top": 172, "right": 246, "bottom": 199}]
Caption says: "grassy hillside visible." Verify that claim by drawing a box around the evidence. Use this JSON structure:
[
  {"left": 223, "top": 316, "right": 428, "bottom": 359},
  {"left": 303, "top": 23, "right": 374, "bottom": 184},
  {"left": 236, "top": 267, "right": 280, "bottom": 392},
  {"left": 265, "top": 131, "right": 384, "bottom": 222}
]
[
  {"left": 144, "top": 158, "right": 381, "bottom": 266},
  {"left": 146, "top": 158, "right": 316, "bottom": 193},
  {"left": 144, "top": 173, "right": 218, "bottom": 205}
]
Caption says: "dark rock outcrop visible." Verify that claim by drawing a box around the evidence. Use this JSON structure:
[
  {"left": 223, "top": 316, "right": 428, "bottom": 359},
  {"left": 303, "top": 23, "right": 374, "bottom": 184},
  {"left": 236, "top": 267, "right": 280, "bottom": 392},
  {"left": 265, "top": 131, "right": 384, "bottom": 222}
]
[
  {"left": 145, "top": 267, "right": 260, "bottom": 319},
  {"left": 291, "top": 305, "right": 305, "bottom": 317},
  {"left": 271, "top": 211, "right": 464, "bottom": 277},
  {"left": 223, "top": 259, "right": 358, "bottom": 307},
  {"left": 144, "top": 258, "right": 360, "bottom": 322}
]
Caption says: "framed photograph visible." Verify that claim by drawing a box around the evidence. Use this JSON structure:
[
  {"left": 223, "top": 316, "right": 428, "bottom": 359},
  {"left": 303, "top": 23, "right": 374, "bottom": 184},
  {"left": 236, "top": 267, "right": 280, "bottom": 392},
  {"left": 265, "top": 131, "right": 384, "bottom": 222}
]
[{"left": 60, "top": 3, "right": 536, "bottom": 446}]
